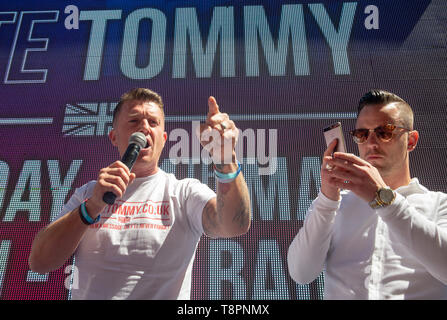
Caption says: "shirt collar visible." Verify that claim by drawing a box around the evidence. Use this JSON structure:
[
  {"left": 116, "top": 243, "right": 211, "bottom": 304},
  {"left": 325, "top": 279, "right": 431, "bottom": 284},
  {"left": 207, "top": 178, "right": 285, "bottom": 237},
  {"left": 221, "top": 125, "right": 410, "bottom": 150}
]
[
  {"left": 396, "top": 178, "right": 427, "bottom": 196},
  {"left": 132, "top": 168, "right": 164, "bottom": 183}
]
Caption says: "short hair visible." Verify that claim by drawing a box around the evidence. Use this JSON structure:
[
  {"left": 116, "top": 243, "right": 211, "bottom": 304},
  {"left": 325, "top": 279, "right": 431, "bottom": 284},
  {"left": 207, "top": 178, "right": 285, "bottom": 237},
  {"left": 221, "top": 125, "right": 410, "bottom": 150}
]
[
  {"left": 357, "top": 89, "right": 414, "bottom": 130},
  {"left": 112, "top": 88, "right": 164, "bottom": 126}
]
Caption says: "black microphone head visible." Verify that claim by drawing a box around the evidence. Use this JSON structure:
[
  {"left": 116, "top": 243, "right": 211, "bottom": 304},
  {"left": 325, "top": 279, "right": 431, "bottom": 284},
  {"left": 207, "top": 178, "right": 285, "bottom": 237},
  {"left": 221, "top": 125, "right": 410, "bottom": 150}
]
[{"left": 129, "top": 132, "right": 148, "bottom": 149}]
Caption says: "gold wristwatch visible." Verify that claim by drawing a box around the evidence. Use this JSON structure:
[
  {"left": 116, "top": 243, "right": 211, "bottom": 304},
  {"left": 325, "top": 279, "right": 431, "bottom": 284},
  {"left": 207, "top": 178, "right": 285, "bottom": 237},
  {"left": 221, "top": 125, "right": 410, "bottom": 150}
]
[{"left": 368, "top": 187, "right": 396, "bottom": 209}]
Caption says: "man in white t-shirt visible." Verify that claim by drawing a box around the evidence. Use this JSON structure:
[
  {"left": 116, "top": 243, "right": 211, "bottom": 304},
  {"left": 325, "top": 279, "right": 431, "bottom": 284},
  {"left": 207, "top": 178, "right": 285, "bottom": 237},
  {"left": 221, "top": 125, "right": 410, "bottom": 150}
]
[
  {"left": 29, "top": 88, "right": 251, "bottom": 299},
  {"left": 287, "top": 89, "right": 447, "bottom": 299}
]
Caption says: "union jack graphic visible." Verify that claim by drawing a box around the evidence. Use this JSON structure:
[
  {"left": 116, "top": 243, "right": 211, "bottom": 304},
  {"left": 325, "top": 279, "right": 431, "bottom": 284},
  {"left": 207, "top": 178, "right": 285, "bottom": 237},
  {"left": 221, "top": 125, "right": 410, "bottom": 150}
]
[{"left": 62, "top": 102, "right": 117, "bottom": 136}]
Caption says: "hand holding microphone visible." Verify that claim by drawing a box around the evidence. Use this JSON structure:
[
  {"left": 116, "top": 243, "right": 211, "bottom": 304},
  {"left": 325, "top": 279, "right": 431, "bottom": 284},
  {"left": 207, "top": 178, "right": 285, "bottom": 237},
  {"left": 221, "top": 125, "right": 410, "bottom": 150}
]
[
  {"left": 102, "top": 132, "right": 148, "bottom": 204},
  {"left": 83, "top": 132, "right": 147, "bottom": 221}
]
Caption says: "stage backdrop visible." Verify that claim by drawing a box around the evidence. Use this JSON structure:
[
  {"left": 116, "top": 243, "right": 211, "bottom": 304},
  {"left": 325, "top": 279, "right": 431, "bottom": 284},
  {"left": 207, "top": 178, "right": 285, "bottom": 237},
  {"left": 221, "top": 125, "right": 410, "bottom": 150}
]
[{"left": 0, "top": 0, "right": 446, "bottom": 300}]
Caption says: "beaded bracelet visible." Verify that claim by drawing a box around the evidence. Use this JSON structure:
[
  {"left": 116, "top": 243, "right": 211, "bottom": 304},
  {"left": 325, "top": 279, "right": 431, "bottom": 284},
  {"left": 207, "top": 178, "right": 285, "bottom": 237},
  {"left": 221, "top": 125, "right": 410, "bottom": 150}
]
[{"left": 214, "top": 161, "right": 242, "bottom": 183}]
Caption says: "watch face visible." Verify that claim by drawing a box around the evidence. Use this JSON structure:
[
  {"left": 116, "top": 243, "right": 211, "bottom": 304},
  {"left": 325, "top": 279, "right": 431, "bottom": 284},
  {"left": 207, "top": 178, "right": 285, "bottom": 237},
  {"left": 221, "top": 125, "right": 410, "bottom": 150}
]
[{"left": 379, "top": 188, "right": 394, "bottom": 203}]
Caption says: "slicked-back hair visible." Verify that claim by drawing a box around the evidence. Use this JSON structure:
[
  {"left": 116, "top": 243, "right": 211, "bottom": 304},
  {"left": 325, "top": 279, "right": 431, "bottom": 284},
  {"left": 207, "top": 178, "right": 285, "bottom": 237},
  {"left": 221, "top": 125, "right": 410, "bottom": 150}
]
[{"left": 357, "top": 89, "right": 414, "bottom": 130}]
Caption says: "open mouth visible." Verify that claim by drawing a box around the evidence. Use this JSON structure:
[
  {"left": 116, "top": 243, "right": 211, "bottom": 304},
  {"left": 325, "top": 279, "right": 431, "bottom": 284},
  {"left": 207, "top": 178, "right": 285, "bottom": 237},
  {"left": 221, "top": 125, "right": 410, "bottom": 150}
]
[
  {"left": 138, "top": 139, "right": 152, "bottom": 158},
  {"left": 143, "top": 137, "right": 152, "bottom": 149}
]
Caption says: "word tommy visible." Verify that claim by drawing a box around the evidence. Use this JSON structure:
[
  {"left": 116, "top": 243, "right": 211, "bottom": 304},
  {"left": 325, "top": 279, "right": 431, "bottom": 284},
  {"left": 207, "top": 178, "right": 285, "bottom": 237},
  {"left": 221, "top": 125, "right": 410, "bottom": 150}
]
[{"left": 2, "top": 2, "right": 380, "bottom": 84}]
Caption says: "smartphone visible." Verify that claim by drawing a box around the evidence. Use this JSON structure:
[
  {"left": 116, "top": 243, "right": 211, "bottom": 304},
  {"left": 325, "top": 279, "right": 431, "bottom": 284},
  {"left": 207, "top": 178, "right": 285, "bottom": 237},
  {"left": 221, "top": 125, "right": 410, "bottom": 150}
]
[{"left": 323, "top": 122, "right": 347, "bottom": 153}]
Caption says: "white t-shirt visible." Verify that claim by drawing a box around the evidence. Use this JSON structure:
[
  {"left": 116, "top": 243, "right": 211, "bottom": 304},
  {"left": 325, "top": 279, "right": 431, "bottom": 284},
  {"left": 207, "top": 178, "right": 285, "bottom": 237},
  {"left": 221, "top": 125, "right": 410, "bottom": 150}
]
[{"left": 55, "top": 169, "right": 216, "bottom": 300}]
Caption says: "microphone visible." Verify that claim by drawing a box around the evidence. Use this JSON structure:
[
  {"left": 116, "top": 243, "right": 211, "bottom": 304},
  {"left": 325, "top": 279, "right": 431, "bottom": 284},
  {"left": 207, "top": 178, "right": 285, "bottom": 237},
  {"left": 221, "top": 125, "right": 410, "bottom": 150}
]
[{"left": 102, "top": 132, "right": 148, "bottom": 205}]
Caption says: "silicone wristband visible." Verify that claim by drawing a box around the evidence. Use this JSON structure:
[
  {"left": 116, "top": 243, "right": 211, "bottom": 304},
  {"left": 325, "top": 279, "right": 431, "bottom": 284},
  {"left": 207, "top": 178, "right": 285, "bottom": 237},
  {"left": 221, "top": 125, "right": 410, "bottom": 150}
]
[
  {"left": 214, "top": 161, "right": 241, "bottom": 183},
  {"left": 79, "top": 201, "right": 101, "bottom": 225}
]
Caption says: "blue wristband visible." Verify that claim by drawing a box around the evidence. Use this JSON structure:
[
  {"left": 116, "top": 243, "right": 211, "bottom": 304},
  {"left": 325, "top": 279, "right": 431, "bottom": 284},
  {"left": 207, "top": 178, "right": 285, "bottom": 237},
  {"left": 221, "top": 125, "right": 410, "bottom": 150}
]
[
  {"left": 79, "top": 201, "right": 101, "bottom": 225},
  {"left": 214, "top": 161, "right": 242, "bottom": 183}
]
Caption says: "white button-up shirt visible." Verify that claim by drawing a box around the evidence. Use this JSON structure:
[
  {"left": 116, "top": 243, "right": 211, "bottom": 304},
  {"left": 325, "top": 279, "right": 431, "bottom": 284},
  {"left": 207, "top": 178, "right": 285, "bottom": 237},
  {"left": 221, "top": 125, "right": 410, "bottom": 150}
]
[{"left": 287, "top": 178, "right": 447, "bottom": 299}]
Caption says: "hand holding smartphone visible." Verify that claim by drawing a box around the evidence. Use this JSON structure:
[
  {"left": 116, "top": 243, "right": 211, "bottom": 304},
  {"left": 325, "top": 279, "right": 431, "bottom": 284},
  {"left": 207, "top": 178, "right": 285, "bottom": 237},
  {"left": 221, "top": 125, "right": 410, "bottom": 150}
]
[{"left": 323, "top": 122, "right": 347, "bottom": 153}]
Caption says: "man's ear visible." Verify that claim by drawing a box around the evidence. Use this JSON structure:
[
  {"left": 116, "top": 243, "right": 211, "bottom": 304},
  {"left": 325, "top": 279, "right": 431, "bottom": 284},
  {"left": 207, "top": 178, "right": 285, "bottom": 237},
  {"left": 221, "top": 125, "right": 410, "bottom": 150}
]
[
  {"left": 162, "top": 131, "right": 167, "bottom": 147},
  {"left": 407, "top": 130, "right": 419, "bottom": 152},
  {"left": 109, "top": 128, "right": 118, "bottom": 147}
]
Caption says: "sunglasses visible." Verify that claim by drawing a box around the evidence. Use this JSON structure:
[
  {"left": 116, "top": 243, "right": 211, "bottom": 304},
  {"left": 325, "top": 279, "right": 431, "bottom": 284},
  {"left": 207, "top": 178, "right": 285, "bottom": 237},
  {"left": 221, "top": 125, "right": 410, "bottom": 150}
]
[{"left": 350, "top": 124, "right": 410, "bottom": 144}]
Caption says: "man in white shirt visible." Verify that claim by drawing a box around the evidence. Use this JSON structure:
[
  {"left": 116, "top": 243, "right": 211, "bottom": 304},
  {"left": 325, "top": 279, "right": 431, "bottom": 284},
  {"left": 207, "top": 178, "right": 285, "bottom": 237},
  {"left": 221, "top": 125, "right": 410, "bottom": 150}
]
[
  {"left": 28, "top": 88, "right": 251, "bottom": 299},
  {"left": 287, "top": 89, "right": 447, "bottom": 299}
]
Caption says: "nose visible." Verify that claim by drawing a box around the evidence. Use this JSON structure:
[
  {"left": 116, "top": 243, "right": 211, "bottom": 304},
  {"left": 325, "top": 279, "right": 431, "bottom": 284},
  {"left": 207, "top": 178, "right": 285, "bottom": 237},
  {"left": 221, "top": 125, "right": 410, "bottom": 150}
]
[
  {"left": 364, "top": 129, "right": 380, "bottom": 147},
  {"left": 139, "top": 119, "right": 151, "bottom": 135}
]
